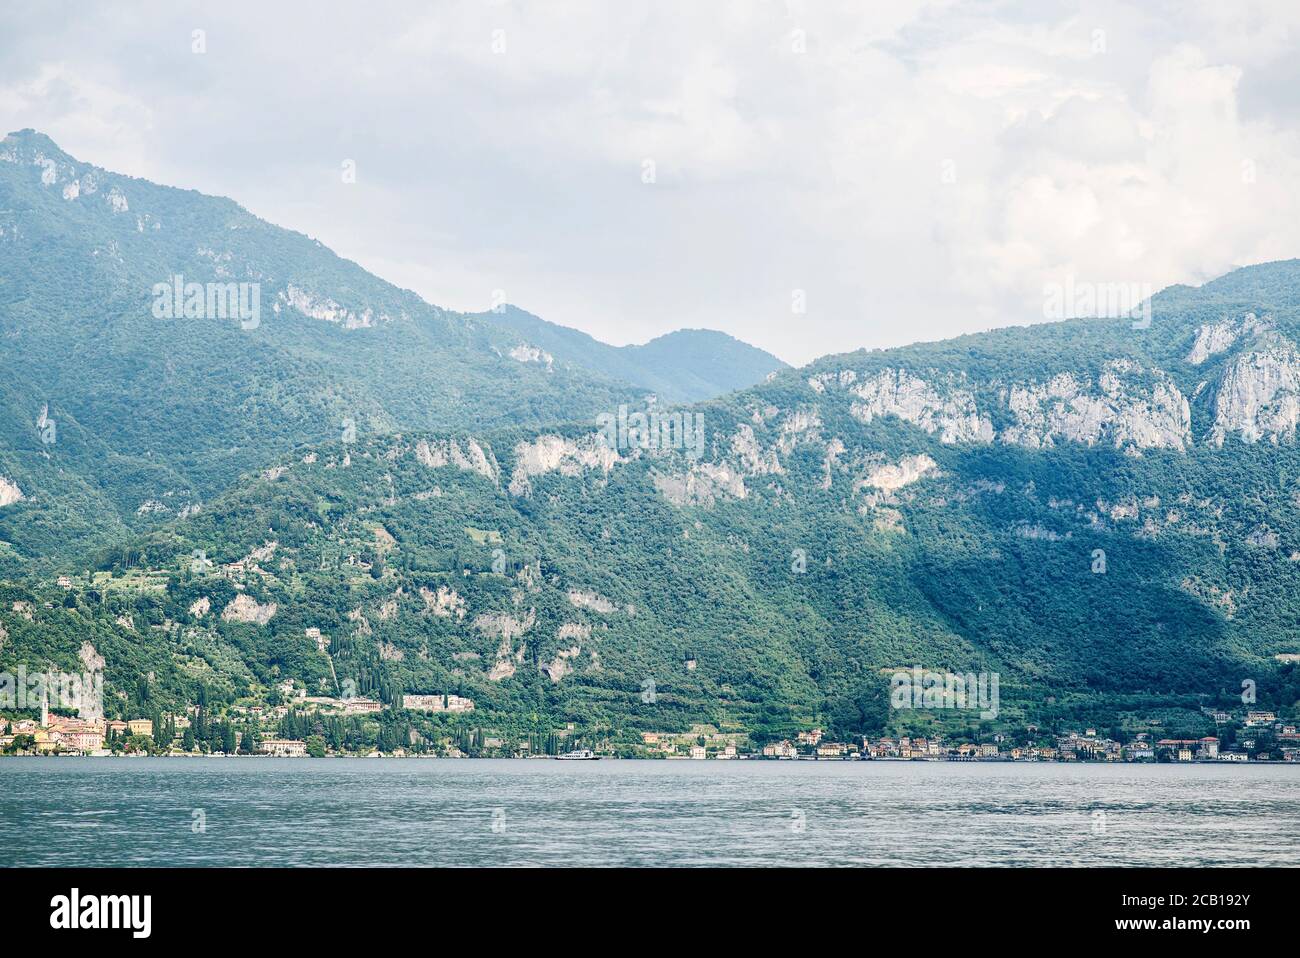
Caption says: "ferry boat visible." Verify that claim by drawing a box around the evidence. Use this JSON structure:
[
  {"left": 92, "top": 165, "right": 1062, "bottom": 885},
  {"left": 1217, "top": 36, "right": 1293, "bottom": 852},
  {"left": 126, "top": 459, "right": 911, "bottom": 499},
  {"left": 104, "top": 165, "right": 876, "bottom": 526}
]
[{"left": 555, "top": 748, "right": 599, "bottom": 760}]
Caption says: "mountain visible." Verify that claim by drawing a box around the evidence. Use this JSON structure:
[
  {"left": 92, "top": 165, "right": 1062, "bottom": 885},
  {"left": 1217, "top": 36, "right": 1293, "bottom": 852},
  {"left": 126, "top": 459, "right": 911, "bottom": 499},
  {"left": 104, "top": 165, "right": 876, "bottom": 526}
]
[
  {"left": 6, "top": 247, "right": 1300, "bottom": 747},
  {"left": 0, "top": 130, "right": 772, "bottom": 571},
  {"left": 479, "top": 305, "right": 787, "bottom": 403}
]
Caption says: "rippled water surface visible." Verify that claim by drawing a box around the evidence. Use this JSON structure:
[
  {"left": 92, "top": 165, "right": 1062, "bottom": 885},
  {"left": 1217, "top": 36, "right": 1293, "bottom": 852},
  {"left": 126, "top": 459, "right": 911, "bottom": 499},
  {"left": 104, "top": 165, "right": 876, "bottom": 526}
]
[{"left": 2, "top": 758, "right": 1297, "bottom": 866}]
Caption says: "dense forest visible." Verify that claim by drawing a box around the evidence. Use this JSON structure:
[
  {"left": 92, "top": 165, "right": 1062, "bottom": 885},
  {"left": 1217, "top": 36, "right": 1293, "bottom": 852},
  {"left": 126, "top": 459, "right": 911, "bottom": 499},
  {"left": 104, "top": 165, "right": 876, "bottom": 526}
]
[{"left": 3, "top": 129, "right": 1300, "bottom": 748}]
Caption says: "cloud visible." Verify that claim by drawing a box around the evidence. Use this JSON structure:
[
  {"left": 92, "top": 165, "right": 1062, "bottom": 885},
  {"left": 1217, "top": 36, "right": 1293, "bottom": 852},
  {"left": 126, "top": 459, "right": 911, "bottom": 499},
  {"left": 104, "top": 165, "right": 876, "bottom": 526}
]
[
  {"left": 0, "top": 1, "right": 1298, "bottom": 364},
  {"left": 946, "top": 39, "right": 1300, "bottom": 323}
]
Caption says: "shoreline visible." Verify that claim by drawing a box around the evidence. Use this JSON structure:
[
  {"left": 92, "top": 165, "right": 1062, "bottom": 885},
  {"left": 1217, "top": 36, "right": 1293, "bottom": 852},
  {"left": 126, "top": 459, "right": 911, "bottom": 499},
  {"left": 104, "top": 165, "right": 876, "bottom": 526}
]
[{"left": 3, "top": 753, "right": 1297, "bottom": 765}]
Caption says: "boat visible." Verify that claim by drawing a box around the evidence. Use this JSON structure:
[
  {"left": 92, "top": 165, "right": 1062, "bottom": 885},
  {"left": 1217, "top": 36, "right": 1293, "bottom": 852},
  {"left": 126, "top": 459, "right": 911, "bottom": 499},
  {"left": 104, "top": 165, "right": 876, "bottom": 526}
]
[{"left": 555, "top": 748, "right": 599, "bottom": 760}]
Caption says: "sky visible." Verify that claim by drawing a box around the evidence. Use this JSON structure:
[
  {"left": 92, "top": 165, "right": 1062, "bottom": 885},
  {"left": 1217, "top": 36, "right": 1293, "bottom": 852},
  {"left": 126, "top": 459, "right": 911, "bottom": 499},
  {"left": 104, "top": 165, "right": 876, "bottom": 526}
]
[{"left": 2, "top": 0, "right": 1299, "bottom": 366}]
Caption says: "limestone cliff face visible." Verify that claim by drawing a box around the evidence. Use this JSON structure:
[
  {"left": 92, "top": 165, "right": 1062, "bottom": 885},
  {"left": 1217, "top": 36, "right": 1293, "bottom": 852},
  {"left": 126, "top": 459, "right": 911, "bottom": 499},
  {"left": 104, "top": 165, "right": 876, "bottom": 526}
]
[
  {"left": 862, "top": 454, "right": 938, "bottom": 492},
  {"left": 843, "top": 368, "right": 994, "bottom": 444},
  {"left": 1188, "top": 320, "right": 1241, "bottom": 365},
  {"left": 567, "top": 590, "right": 620, "bottom": 614},
  {"left": 540, "top": 645, "right": 582, "bottom": 682},
  {"left": 508, "top": 434, "right": 622, "bottom": 497},
  {"left": 648, "top": 411, "right": 826, "bottom": 507},
  {"left": 806, "top": 361, "right": 1192, "bottom": 453},
  {"left": 1183, "top": 312, "right": 1300, "bottom": 447},
  {"left": 852, "top": 454, "right": 939, "bottom": 521},
  {"left": 775, "top": 407, "right": 821, "bottom": 453},
  {"left": 1210, "top": 335, "right": 1300, "bottom": 445},
  {"left": 639, "top": 355, "right": 1210, "bottom": 510},
  {"left": 499, "top": 326, "right": 1300, "bottom": 519},
  {"left": 221, "top": 594, "right": 277, "bottom": 625},
  {"left": 393, "top": 325, "right": 1300, "bottom": 524},
  {"left": 0, "top": 477, "right": 23, "bottom": 507},
  {"left": 1002, "top": 362, "right": 1191, "bottom": 451},
  {"left": 652, "top": 462, "right": 747, "bottom": 507},
  {"left": 420, "top": 585, "right": 466, "bottom": 620},
  {"left": 730, "top": 423, "right": 783, "bottom": 475},
  {"left": 508, "top": 343, "right": 554, "bottom": 370},
  {"left": 1187, "top": 312, "right": 1273, "bottom": 366},
  {"left": 476, "top": 609, "right": 535, "bottom": 682},
  {"left": 415, "top": 438, "right": 498, "bottom": 482},
  {"left": 280, "top": 284, "right": 397, "bottom": 329}
]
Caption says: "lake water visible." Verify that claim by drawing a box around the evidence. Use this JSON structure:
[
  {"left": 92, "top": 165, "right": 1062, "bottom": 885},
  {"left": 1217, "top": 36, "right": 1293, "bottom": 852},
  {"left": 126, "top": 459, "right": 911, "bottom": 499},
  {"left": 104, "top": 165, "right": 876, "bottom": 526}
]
[{"left": 2, "top": 758, "right": 1297, "bottom": 867}]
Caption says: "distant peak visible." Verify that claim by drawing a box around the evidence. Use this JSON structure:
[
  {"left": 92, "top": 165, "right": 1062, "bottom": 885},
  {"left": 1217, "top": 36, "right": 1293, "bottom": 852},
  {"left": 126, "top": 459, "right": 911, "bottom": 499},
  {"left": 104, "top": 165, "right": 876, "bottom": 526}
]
[
  {"left": 6, "top": 128, "right": 55, "bottom": 144},
  {"left": 2, "top": 128, "right": 72, "bottom": 160}
]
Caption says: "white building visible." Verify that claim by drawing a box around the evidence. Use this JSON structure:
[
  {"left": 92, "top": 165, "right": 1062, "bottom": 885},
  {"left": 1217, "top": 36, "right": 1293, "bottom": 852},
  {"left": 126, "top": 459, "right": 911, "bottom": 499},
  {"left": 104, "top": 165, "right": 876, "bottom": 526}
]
[
  {"left": 402, "top": 693, "right": 475, "bottom": 713},
  {"left": 260, "top": 739, "right": 308, "bottom": 757}
]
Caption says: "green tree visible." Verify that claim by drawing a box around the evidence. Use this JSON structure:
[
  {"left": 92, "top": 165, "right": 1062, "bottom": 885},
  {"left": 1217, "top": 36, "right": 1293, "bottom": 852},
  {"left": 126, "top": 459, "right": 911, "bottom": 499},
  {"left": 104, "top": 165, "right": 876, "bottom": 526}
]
[{"left": 826, "top": 676, "right": 891, "bottom": 742}]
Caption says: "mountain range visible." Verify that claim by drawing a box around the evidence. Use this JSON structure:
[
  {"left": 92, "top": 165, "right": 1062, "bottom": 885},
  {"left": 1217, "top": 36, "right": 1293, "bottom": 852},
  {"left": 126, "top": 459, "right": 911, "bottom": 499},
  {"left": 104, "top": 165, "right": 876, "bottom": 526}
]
[
  {"left": 480, "top": 305, "right": 786, "bottom": 404},
  {"left": 2, "top": 129, "right": 1299, "bottom": 747},
  {"left": 0, "top": 129, "right": 781, "bottom": 571}
]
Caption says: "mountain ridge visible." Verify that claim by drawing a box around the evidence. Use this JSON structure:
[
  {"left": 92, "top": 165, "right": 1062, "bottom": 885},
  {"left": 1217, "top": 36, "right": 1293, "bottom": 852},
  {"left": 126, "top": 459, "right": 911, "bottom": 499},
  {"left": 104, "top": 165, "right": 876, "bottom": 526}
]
[
  {"left": 0, "top": 130, "right": 782, "bottom": 569},
  {"left": 3, "top": 129, "right": 1300, "bottom": 748},
  {"left": 479, "top": 304, "right": 787, "bottom": 403}
]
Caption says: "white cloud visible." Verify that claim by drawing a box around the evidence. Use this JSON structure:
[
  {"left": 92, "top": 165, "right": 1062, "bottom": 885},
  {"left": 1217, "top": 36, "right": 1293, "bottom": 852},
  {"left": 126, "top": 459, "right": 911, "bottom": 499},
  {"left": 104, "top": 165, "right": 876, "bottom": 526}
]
[
  {"left": 0, "top": 0, "right": 1298, "bottom": 364},
  {"left": 943, "top": 38, "right": 1300, "bottom": 324}
]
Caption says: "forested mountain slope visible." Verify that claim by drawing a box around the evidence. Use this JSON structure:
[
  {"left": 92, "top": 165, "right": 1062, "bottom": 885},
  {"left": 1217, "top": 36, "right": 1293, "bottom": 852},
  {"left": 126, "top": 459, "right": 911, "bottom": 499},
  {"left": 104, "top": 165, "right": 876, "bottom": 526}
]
[
  {"left": 1, "top": 130, "right": 780, "bottom": 569},
  {"left": 6, "top": 258, "right": 1300, "bottom": 743}
]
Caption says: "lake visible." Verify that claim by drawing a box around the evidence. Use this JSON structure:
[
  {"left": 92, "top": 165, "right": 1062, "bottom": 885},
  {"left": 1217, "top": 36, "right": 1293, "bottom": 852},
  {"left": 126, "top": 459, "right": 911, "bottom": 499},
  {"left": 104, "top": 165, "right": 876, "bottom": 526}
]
[{"left": 2, "top": 758, "right": 1297, "bottom": 867}]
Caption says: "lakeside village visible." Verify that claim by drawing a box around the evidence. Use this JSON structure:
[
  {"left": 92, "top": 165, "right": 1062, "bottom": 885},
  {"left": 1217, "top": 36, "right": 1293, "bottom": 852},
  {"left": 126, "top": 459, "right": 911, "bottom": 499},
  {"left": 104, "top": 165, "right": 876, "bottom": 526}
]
[{"left": 2, "top": 676, "right": 1298, "bottom": 761}]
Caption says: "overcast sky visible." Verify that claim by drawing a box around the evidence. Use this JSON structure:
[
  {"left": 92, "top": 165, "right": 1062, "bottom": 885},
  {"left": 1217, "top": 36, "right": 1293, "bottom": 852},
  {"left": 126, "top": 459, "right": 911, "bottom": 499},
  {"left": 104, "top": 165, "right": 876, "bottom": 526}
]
[{"left": 3, "top": 1, "right": 1299, "bottom": 365}]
